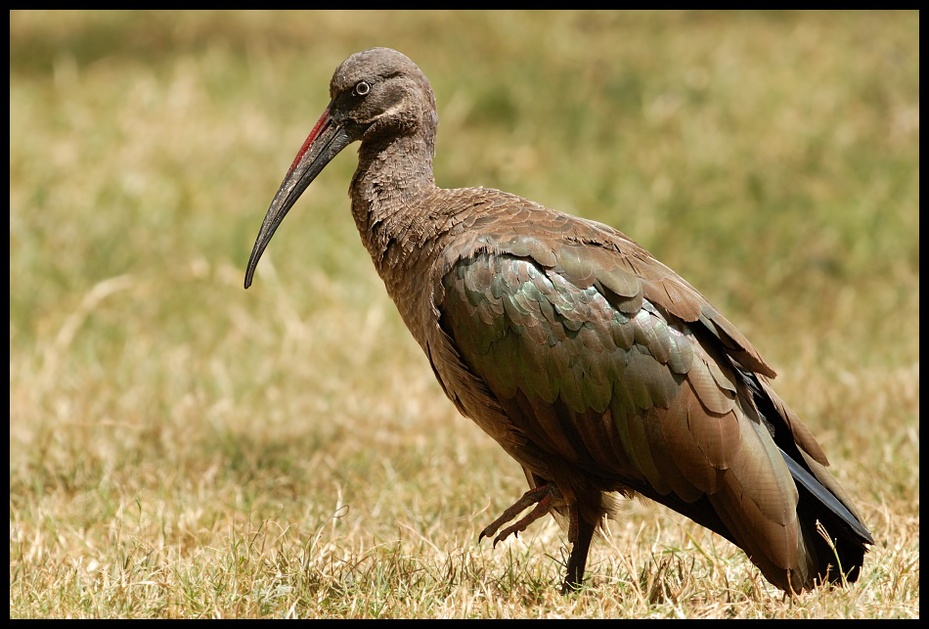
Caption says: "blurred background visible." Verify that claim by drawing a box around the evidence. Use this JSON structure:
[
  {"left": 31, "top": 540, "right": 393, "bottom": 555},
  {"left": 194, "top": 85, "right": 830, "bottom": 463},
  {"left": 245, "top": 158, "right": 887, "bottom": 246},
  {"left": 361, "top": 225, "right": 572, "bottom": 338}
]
[{"left": 10, "top": 11, "right": 918, "bottom": 618}]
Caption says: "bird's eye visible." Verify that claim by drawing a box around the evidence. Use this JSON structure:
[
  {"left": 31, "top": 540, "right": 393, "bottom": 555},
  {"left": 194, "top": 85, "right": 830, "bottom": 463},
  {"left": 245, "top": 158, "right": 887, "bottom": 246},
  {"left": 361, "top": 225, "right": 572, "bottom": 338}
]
[{"left": 353, "top": 81, "right": 371, "bottom": 97}]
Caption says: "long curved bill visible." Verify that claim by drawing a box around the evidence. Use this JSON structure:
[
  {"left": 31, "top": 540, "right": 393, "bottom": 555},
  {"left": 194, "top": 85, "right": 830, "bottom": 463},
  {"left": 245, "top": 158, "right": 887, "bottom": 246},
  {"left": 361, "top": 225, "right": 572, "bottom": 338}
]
[{"left": 244, "top": 104, "right": 356, "bottom": 289}]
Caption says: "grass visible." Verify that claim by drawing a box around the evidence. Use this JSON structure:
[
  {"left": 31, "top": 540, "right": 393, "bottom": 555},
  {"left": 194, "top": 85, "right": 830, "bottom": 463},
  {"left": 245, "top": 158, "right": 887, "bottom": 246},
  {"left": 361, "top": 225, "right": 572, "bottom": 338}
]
[{"left": 9, "top": 10, "right": 919, "bottom": 618}]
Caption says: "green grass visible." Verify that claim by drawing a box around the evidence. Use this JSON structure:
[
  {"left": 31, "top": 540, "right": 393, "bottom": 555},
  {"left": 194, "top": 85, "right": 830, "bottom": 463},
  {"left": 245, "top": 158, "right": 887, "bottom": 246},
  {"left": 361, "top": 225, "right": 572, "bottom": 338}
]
[{"left": 10, "top": 10, "right": 919, "bottom": 618}]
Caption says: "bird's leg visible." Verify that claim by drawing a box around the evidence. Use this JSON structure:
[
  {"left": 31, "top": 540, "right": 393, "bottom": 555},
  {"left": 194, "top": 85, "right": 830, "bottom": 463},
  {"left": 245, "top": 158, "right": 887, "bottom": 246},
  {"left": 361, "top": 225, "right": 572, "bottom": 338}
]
[
  {"left": 562, "top": 512, "right": 595, "bottom": 594},
  {"left": 480, "top": 483, "right": 597, "bottom": 593},
  {"left": 479, "top": 484, "right": 561, "bottom": 547}
]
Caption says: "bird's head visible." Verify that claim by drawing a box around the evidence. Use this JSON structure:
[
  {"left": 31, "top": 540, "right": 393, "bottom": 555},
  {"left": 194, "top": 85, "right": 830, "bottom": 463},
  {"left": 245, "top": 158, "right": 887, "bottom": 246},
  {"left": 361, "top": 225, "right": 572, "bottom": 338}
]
[{"left": 244, "top": 47, "right": 435, "bottom": 288}]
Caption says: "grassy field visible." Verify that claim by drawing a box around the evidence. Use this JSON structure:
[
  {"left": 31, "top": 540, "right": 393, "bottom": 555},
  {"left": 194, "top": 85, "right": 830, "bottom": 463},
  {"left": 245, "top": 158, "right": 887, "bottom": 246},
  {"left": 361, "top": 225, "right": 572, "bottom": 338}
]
[{"left": 10, "top": 10, "right": 919, "bottom": 618}]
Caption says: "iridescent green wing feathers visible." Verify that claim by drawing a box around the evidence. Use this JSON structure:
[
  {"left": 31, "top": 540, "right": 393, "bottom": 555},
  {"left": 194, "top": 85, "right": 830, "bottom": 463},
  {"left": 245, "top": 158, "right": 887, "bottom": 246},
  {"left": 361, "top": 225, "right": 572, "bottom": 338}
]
[{"left": 437, "top": 235, "right": 762, "bottom": 487}]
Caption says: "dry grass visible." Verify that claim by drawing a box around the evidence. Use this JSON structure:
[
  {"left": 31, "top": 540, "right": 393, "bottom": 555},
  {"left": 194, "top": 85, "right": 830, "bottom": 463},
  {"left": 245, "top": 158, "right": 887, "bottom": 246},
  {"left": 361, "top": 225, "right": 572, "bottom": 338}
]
[{"left": 10, "top": 10, "right": 918, "bottom": 618}]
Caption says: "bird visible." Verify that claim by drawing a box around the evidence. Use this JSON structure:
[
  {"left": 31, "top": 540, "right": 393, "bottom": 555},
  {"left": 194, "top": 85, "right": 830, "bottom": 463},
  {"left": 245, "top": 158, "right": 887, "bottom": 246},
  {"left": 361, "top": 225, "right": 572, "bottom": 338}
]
[{"left": 244, "top": 47, "right": 873, "bottom": 595}]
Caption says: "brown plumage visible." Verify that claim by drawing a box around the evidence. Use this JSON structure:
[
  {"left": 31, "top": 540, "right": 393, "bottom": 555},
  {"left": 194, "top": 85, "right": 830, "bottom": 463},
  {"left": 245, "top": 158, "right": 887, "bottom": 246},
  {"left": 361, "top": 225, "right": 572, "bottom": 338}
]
[{"left": 245, "top": 47, "right": 873, "bottom": 594}]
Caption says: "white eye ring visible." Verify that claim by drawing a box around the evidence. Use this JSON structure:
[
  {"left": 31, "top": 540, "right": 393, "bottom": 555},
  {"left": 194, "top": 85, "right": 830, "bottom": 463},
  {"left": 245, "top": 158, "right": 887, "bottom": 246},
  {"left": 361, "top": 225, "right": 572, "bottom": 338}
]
[{"left": 354, "top": 81, "right": 370, "bottom": 96}]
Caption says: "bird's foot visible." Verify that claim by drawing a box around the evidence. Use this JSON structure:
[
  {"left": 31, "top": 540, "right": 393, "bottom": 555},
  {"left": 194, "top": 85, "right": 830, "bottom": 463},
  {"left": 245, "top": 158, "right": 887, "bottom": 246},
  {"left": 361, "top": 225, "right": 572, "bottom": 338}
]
[{"left": 479, "top": 484, "right": 562, "bottom": 547}]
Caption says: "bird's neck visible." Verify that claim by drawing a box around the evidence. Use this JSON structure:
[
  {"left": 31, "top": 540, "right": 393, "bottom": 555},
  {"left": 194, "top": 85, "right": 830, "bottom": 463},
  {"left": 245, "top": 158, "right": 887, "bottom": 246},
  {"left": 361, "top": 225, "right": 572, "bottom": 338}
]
[
  {"left": 348, "top": 129, "right": 445, "bottom": 339},
  {"left": 349, "top": 130, "right": 439, "bottom": 259}
]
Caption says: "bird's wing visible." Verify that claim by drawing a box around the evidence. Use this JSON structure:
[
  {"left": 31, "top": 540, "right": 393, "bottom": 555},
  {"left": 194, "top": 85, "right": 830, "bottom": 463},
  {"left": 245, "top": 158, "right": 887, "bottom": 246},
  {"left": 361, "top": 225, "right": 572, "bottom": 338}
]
[
  {"left": 434, "top": 225, "right": 816, "bottom": 580},
  {"left": 437, "top": 237, "right": 774, "bottom": 486},
  {"left": 432, "top": 202, "right": 831, "bottom": 466}
]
